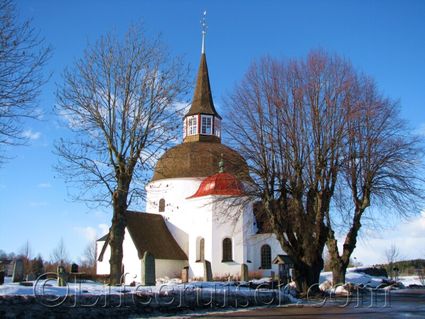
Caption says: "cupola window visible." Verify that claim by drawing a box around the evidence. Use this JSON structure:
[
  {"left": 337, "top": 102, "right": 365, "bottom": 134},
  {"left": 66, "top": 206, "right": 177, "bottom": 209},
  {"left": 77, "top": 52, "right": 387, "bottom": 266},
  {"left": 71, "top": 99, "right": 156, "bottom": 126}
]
[
  {"left": 187, "top": 115, "right": 198, "bottom": 136},
  {"left": 201, "top": 115, "right": 212, "bottom": 135}
]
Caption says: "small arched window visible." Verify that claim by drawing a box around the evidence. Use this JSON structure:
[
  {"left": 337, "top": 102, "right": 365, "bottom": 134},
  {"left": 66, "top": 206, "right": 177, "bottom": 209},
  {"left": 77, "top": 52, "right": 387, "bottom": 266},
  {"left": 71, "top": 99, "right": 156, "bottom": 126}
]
[
  {"left": 222, "top": 238, "right": 233, "bottom": 262},
  {"left": 159, "top": 198, "right": 165, "bottom": 212},
  {"left": 261, "top": 244, "right": 272, "bottom": 269}
]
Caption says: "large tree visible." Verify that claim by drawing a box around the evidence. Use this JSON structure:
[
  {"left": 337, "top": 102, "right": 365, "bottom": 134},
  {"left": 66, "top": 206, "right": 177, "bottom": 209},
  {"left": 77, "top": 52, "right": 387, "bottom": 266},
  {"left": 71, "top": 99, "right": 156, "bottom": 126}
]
[
  {"left": 0, "top": 0, "right": 51, "bottom": 162},
  {"left": 225, "top": 52, "right": 355, "bottom": 293},
  {"left": 55, "top": 26, "right": 189, "bottom": 284},
  {"left": 326, "top": 77, "right": 424, "bottom": 284}
]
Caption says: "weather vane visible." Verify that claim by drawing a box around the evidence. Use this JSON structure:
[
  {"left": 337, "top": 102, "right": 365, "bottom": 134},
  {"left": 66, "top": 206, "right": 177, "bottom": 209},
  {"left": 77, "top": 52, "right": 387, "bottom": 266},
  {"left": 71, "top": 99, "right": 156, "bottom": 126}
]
[{"left": 201, "top": 10, "right": 207, "bottom": 54}]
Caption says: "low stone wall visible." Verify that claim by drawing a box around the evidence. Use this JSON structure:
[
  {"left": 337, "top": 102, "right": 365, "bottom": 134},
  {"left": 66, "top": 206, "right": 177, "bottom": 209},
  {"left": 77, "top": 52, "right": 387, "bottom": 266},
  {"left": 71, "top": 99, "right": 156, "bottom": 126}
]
[{"left": 0, "top": 289, "right": 294, "bottom": 318}]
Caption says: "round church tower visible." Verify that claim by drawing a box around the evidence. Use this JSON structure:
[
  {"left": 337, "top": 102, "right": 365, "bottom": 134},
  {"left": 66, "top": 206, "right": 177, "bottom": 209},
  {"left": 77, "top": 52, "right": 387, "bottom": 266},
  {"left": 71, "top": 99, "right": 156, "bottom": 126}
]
[{"left": 145, "top": 22, "right": 250, "bottom": 260}]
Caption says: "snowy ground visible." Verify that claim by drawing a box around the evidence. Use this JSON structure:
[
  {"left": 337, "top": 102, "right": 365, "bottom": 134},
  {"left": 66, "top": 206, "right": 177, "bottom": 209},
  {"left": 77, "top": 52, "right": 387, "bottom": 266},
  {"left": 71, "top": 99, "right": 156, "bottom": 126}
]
[
  {"left": 321, "top": 268, "right": 423, "bottom": 288},
  {"left": 0, "top": 269, "right": 423, "bottom": 297},
  {"left": 0, "top": 276, "right": 295, "bottom": 302}
]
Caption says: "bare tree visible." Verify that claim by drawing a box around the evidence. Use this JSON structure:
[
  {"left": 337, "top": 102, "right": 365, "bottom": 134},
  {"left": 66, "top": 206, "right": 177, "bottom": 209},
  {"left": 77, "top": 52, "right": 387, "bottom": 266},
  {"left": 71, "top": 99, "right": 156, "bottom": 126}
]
[
  {"left": 54, "top": 26, "right": 189, "bottom": 284},
  {"left": 327, "top": 77, "right": 424, "bottom": 284},
  {"left": 225, "top": 51, "right": 355, "bottom": 293},
  {"left": 50, "top": 238, "right": 69, "bottom": 264},
  {"left": 385, "top": 244, "right": 400, "bottom": 280},
  {"left": 0, "top": 0, "right": 51, "bottom": 162},
  {"left": 19, "top": 239, "right": 32, "bottom": 260},
  {"left": 80, "top": 239, "right": 97, "bottom": 274},
  {"left": 19, "top": 239, "right": 32, "bottom": 275}
]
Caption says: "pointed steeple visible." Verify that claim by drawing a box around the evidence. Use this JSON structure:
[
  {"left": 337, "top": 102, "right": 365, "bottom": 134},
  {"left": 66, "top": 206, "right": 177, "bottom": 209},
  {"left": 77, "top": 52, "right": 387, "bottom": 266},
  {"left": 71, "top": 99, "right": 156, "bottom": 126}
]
[
  {"left": 185, "top": 54, "right": 221, "bottom": 119},
  {"left": 183, "top": 11, "right": 222, "bottom": 144}
]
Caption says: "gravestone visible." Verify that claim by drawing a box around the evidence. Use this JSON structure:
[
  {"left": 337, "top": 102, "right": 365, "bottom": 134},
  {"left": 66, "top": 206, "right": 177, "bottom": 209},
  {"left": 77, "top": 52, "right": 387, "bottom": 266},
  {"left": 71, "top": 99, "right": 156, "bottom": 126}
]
[
  {"left": 240, "top": 263, "right": 248, "bottom": 282},
  {"left": 12, "top": 259, "right": 24, "bottom": 283},
  {"left": 203, "top": 260, "right": 212, "bottom": 281},
  {"left": 0, "top": 262, "right": 4, "bottom": 285},
  {"left": 141, "top": 251, "right": 155, "bottom": 286},
  {"left": 26, "top": 273, "right": 36, "bottom": 281},
  {"left": 181, "top": 266, "right": 189, "bottom": 283},
  {"left": 71, "top": 263, "right": 79, "bottom": 273},
  {"left": 57, "top": 265, "right": 67, "bottom": 287}
]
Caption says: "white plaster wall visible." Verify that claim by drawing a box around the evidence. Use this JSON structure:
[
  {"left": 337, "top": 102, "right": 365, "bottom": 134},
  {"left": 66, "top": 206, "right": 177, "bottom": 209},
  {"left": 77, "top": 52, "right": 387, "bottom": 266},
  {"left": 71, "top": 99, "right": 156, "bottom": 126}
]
[
  {"left": 146, "top": 178, "right": 203, "bottom": 256},
  {"left": 156, "top": 259, "right": 188, "bottom": 279},
  {"left": 248, "top": 233, "right": 284, "bottom": 276},
  {"left": 96, "top": 241, "right": 110, "bottom": 275},
  {"left": 210, "top": 197, "right": 247, "bottom": 278},
  {"left": 185, "top": 196, "right": 213, "bottom": 278},
  {"left": 145, "top": 177, "right": 287, "bottom": 280},
  {"left": 122, "top": 228, "right": 142, "bottom": 285}
]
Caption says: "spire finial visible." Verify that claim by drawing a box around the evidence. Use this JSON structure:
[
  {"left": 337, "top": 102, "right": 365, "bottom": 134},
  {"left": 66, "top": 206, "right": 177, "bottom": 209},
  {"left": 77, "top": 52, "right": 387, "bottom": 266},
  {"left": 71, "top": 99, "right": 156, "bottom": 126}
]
[{"left": 201, "top": 10, "right": 207, "bottom": 54}]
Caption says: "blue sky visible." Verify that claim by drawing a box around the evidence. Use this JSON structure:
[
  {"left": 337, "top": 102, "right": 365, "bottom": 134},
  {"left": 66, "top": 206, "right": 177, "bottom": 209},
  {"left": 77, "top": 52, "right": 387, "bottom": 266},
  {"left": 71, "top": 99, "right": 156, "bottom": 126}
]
[{"left": 0, "top": 0, "right": 424, "bottom": 265}]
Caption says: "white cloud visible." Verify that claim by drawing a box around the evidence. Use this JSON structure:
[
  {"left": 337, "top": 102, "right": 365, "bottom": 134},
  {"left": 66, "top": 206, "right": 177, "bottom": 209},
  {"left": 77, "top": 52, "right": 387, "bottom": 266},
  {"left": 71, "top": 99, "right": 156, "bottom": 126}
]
[
  {"left": 353, "top": 211, "right": 425, "bottom": 265},
  {"left": 37, "top": 182, "right": 51, "bottom": 188},
  {"left": 74, "top": 223, "right": 109, "bottom": 242},
  {"left": 98, "top": 223, "right": 109, "bottom": 236},
  {"left": 74, "top": 226, "right": 98, "bottom": 242},
  {"left": 22, "top": 129, "right": 41, "bottom": 140}
]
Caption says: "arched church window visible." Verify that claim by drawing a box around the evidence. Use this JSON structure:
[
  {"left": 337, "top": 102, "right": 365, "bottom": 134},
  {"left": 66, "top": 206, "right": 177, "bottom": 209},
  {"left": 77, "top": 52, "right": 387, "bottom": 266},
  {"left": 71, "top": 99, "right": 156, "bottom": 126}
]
[
  {"left": 261, "top": 244, "right": 272, "bottom": 269},
  {"left": 196, "top": 237, "right": 205, "bottom": 262},
  {"left": 159, "top": 198, "right": 165, "bottom": 212},
  {"left": 222, "top": 238, "right": 233, "bottom": 262}
]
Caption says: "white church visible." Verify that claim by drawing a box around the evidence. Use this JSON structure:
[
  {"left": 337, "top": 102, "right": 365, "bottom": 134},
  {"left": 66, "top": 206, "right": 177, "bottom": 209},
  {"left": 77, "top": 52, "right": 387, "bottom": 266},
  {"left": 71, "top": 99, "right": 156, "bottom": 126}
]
[{"left": 96, "top": 28, "right": 289, "bottom": 284}]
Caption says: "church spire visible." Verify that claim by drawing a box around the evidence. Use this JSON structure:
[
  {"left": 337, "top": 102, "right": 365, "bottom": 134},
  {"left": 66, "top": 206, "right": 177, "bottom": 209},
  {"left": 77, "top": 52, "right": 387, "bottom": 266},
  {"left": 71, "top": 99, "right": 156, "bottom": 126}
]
[
  {"left": 201, "top": 10, "right": 207, "bottom": 54},
  {"left": 183, "top": 12, "right": 222, "bottom": 143}
]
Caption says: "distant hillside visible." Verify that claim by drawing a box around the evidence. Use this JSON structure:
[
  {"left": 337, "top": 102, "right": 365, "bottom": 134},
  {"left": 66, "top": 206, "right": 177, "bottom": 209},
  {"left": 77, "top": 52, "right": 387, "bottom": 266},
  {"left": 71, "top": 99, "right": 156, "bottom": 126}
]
[{"left": 378, "top": 259, "right": 425, "bottom": 275}]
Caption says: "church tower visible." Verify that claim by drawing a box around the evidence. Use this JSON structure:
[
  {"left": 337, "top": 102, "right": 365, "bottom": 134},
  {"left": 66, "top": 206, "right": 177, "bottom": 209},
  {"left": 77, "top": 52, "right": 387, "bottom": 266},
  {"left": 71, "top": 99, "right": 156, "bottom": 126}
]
[{"left": 183, "top": 15, "right": 221, "bottom": 143}]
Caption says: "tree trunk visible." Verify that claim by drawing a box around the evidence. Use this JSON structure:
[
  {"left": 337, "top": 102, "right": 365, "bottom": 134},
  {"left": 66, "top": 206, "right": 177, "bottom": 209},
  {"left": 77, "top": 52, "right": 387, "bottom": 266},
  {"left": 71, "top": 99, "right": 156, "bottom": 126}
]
[
  {"left": 331, "top": 262, "right": 346, "bottom": 285},
  {"left": 327, "top": 207, "right": 365, "bottom": 285},
  {"left": 292, "top": 256, "right": 324, "bottom": 295},
  {"left": 109, "top": 188, "right": 128, "bottom": 285}
]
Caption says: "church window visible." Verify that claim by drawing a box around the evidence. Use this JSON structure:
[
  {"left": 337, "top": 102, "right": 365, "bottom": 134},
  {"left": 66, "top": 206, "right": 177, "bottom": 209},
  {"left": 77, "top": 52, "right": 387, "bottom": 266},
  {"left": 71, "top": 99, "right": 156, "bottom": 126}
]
[
  {"left": 261, "top": 244, "right": 272, "bottom": 269},
  {"left": 222, "top": 238, "right": 233, "bottom": 262},
  {"left": 201, "top": 115, "right": 212, "bottom": 135},
  {"left": 159, "top": 198, "right": 165, "bottom": 212},
  {"left": 187, "top": 116, "right": 198, "bottom": 136}
]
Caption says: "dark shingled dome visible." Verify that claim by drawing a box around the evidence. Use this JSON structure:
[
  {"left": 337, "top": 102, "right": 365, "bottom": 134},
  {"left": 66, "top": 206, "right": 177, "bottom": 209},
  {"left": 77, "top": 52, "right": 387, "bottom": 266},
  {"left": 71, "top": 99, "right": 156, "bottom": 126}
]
[{"left": 152, "top": 142, "right": 250, "bottom": 182}]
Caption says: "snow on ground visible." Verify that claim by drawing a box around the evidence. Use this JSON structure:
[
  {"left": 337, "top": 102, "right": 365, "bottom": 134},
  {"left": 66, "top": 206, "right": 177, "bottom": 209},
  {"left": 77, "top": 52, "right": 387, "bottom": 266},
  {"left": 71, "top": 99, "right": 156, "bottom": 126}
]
[
  {"left": 320, "top": 267, "right": 423, "bottom": 288},
  {"left": 1, "top": 269, "right": 422, "bottom": 297},
  {"left": 0, "top": 276, "right": 296, "bottom": 304}
]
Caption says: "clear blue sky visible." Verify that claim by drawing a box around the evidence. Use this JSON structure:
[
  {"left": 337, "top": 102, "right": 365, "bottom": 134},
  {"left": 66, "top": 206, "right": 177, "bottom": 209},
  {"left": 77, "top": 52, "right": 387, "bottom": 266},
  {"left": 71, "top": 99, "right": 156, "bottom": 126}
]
[{"left": 0, "top": 0, "right": 424, "bottom": 264}]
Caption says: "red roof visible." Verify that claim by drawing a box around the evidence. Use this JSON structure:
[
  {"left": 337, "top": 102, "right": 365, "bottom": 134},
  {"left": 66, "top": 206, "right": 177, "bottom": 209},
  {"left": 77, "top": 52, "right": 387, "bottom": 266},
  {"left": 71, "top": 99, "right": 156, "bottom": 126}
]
[{"left": 188, "top": 172, "right": 244, "bottom": 198}]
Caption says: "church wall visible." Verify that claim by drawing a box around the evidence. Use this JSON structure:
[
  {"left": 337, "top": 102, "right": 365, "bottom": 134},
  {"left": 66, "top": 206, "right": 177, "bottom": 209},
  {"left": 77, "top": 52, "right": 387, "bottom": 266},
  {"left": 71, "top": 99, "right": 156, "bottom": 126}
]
[
  {"left": 156, "top": 259, "right": 188, "bottom": 279},
  {"left": 186, "top": 196, "right": 213, "bottom": 278},
  {"left": 146, "top": 178, "right": 203, "bottom": 256},
  {"left": 248, "top": 233, "right": 283, "bottom": 276},
  {"left": 122, "top": 228, "right": 142, "bottom": 285},
  {"left": 210, "top": 197, "right": 246, "bottom": 278},
  {"left": 96, "top": 240, "right": 110, "bottom": 275}
]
